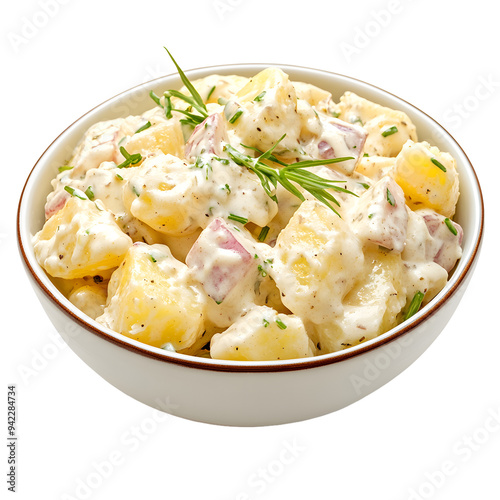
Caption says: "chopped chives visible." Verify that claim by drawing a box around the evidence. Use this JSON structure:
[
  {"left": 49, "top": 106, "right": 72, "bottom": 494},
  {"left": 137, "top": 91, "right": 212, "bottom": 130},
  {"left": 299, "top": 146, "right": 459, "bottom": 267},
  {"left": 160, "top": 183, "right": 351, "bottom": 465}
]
[
  {"left": 58, "top": 165, "right": 73, "bottom": 173},
  {"left": 431, "top": 158, "right": 447, "bottom": 172},
  {"left": 206, "top": 85, "right": 216, "bottom": 102},
  {"left": 84, "top": 186, "right": 94, "bottom": 200},
  {"left": 228, "top": 213, "right": 248, "bottom": 224},
  {"left": 358, "top": 182, "right": 370, "bottom": 189},
  {"left": 149, "top": 254, "right": 157, "bottom": 263},
  {"left": 117, "top": 147, "right": 142, "bottom": 168},
  {"left": 258, "top": 226, "right": 270, "bottom": 242},
  {"left": 64, "top": 185, "right": 87, "bottom": 200},
  {"left": 257, "top": 265, "right": 267, "bottom": 277},
  {"left": 135, "top": 121, "right": 152, "bottom": 134},
  {"left": 228, "top": 109, "right": 243, "bottom": 124},
  {"left": 381, "top": 125, "right": 398, "bottom": 137},
  {"left": 444, "top": 218, "right": 458, "bottom": 235},
  {"left": 387, "top": 188, "right": 395, "bottom": 206},
  {"left": 263, "top": 319, "right": 270, "bottom": 327},
  {"left": 115, "top": 173, "right": 124, "bottom": 180},
  {"left": 405, "top": 291, "right": 425, "bottom": 320},
  {"left": 275, "top": 318, "right": 287, "bottom": 330},
  {"left": 253, "top": 91, "right": 266, "bottom": 102}
]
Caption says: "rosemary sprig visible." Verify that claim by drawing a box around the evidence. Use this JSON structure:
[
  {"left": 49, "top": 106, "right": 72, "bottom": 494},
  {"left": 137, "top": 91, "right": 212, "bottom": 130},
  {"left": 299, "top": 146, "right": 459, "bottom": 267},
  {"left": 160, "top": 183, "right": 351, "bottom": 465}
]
[
  {"left": 164, "top": 47, "right": 207, "bottom": 113},
  {"left": 149, "top": 49, "right": 209, "bottom": 129},
  {"left": 224, "top": 135, "right": 356, "bottom": 216},
  {"left": 153, "top": 52, "right": 356, "bottom": 214}
]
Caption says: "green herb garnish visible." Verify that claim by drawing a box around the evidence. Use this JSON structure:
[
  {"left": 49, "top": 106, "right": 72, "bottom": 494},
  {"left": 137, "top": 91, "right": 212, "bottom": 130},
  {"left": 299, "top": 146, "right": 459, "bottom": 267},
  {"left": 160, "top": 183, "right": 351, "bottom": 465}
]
[
  {"left": 431, "top": 158, "right": 447, "bottom": 172},
  {"left": 258, "top": 226, "right": 270, "bottom": 242},
  {"left": 444, "top": 218, "right": 458, "bottom": 235},
  {"left": 131, "top": 184, "right": 141, "bottom": 197},
  {"left": 405, "top": 291, "right": 425, "bottom": 320},
  {"left": 381, "top": 126, "right": 398, "bottom": 137},
  {"left": 258, "top": 265, "right": 267, "bottom": 277},
  {"left": 228, "top": 109, "right": 243, "bottom": 124},
  {"left": 84, "top": 186, "right": 94, "bottom": 200},
  {"left": 206, "top": 85, "right": 216, "bottom": 102},
  {"left": 358, "top": 182, "right": 370, "bottom": 190},
  {"left": 387, "top": 188, "right": 395, "bottom": 206},
  {"left": 275, "top": 318, "right": 287, "bottom": 330},
  {"left": 117, "top": 147, "right": 142, "bottom": 169},
  {"left": 253, "top": 91, "right": 266, "bottom": 102},
  {"left": 58, "top": 165, "right": 73, "bottom": 173},
  {"left": 64, "top": 186, "right": 87, "bottom": 200},
  {"left": 194, "top": 155, "right": 213, "bottom": 179},
  {"left": 164, "top": 47, "right": 207, "bottom": 114},
  {"left": 149, "top": 254, "right": 157, "bottom": 263},
  {"left": 228, "top": 213, "right": 248, "bottom": 224},
  {"left": 149, "top": 90, "right": 162, "bottom": 107},
  {"left": 263, "top": 319, "right": 270, "bottom": 327},
  {"left": 115, "top": 173, "right": 124, "bottom": 181},
  {"left": 135, "top": 121, "right": 152, "bottom": 134},
  {"left": 224, "top": 135, "right": 356, "bottom": 216}
]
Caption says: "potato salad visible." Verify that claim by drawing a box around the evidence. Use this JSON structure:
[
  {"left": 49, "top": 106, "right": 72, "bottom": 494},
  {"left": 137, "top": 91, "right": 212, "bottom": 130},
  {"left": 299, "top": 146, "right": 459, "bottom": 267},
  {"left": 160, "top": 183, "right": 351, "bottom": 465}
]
[{"left": 33, "top": 57, "right": 463, "bottom": 361}]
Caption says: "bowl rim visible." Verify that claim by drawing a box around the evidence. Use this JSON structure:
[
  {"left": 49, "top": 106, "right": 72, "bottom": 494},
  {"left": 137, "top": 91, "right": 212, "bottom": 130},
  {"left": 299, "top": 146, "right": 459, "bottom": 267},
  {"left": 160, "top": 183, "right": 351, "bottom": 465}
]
[{"left": 17, "top": 62, "right": 485, "bottom": 373}]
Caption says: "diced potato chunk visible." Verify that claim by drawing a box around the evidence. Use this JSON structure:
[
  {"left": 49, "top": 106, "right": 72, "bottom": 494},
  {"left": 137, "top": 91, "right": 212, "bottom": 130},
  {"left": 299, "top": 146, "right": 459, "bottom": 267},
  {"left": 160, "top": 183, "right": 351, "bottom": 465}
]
[
  {"left": 33, "top": 197, "right": 132, "bottom": 279},
  {"left": 355, "top": 155, "right": 395, "bottom": 181},
  {"left": 293, "top": 81, "right": 333, "bottom": 110},
  {"left": 122, "top": 154, "right": 203, "bottom": 236},
  {"left": 313, "top": 250, "right": 406, "bottom": 353},
  {"left": 229, "top": 67, "right": 302, "bottom": 155},
  {"left": 350, "top": 176, "right": 408, "bottom": 253},
  {"left": 391, "top": 140, "right": 460, "bottom": 217},
  {"left": 185, "top": 74, "right": 250, "bottom": 105},
  {"left": 97, "top": 243, "right": 206, "bottom": 350},
  {"left": 337, "top": 91, "right": 418, "bottom": 157},
  {"left": 125, "top": 120, "right": 184, "bottom": 158},
  {"left": 210, "top": 305, "right": 315, "bottom": 361},
  {"left": 68, "top": 282, "right": 108, "bottom": 319},
  {"left": 272, "top": 200, "right": 364, "bottom": 323}
]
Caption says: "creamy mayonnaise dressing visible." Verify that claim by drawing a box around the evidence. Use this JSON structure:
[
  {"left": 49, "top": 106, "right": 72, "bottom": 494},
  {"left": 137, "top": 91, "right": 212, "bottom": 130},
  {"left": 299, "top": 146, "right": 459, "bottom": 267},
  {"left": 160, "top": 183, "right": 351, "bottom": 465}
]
[{"left": 33, "top": 68, "right": 463, "bottom": 360}]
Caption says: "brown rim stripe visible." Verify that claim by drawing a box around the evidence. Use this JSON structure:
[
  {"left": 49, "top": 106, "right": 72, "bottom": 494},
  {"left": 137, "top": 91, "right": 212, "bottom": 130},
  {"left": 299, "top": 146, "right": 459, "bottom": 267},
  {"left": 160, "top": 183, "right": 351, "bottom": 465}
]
[{"left": 17, "top": 63, "right": 485, "bottom": 373}]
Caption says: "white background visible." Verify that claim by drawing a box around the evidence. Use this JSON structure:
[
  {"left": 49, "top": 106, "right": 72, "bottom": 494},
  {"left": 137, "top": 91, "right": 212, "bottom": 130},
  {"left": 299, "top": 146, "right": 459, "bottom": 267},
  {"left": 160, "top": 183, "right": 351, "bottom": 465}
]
[{"left": 2, "top": 0, "right": 499, "bottom": 499}]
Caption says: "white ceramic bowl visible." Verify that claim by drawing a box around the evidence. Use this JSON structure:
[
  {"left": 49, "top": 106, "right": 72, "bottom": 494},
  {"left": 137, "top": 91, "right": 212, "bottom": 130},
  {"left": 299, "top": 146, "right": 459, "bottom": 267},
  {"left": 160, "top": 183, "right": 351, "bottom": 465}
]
[{"left": 17, "top": 64, "right": 484, "bottom": 426}]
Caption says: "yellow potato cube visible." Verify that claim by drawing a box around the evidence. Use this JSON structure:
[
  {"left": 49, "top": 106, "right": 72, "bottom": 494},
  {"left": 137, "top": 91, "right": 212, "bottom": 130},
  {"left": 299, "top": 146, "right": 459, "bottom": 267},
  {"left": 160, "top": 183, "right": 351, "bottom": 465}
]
[
  {"left": 392, "top": 140, "right": 460, "bottom": 217},
  {"left": 210, "top": 306, "right": 315, "bottom": 361},
  {"left": 97, "top": 243, "right": 206, "bottom": 350},
  {"left": 272, "top": 200, "right": 364, "bottom": 324},
  {"left": 124, "top": 120, "right": 184, "bottom": 158},
  {"left": 337, "top": 91, "right": 418, "bottom": 157},
  {"left": 355, "top": 155, "right": 395, "bottom": 181},
  {"left": 122, "top": 154, "right": 204, "bottom": 236},
  {"left": 33, "top": 196, "right": 132, "bottom": 279},
  {"left": 230, "top": 67, "right": 302, "bottom": 155},
  {"left": 313, "top": 250, "right": 406, "bottom": 354},
  {"left": 68, "top": 282, "right": 108, "bottom": 320}
]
